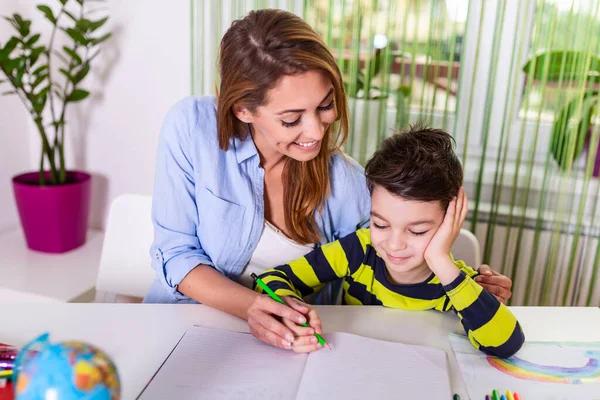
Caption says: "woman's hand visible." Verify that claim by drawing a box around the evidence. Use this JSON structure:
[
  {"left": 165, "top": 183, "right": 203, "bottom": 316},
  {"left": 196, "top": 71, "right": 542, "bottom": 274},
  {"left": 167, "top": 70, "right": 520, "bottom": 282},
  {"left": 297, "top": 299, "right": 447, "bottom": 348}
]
[
  {"left": 247, "top": 294, "right": 310, "bottom": 350},
  {"left": 280, "top": 297, "right": 325, "bottom": 353},
  {"left": 474, "top": 265, "right": 513, "bottom": 304}
]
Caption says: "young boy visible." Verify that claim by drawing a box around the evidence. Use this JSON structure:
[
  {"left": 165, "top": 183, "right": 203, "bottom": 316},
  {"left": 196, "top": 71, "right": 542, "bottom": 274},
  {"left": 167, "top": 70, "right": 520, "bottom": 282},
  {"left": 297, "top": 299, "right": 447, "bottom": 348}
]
[{"left": 254, "top": 125, "right": 525, "bottom": 358}]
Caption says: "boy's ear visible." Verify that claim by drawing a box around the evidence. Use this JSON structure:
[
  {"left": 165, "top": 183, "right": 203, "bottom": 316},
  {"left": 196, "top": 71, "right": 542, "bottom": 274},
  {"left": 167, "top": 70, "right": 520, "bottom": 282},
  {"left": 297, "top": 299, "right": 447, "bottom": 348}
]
[{"left": 233, "top": 103, "right": 254, "bottom": 124}]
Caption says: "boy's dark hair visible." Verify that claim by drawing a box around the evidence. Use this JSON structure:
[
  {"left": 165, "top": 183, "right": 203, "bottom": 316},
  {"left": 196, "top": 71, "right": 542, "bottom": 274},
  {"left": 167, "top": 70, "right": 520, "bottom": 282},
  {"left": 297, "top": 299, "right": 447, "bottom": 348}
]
[{"left": 364, "top": 123, "right": 463, "bottom": 209}]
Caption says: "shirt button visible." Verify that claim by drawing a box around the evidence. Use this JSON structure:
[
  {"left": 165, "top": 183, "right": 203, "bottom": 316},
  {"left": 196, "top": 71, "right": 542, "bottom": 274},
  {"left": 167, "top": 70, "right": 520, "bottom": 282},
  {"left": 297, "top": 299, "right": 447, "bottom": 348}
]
[{"left": 155, "top": 253, "right": 160, "bottom": 259}]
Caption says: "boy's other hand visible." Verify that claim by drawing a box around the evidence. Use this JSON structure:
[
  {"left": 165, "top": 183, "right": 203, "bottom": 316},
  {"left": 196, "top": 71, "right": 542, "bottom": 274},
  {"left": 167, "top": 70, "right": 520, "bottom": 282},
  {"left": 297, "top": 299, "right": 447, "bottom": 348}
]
[
  {"left": 281, "top": 296, "right": 325, "bottom": 353},
  {"left": 425, "top": 187, "right": 468, "bottom": 264},
  {"left": 475, "top": 265, "right": 512, "bottom": 304}
]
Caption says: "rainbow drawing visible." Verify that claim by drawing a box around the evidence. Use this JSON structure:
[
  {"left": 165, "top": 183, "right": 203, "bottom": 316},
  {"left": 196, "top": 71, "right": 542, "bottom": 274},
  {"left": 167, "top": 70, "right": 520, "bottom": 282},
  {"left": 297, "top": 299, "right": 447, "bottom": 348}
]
[{"left": 487, "top": 350, "right": 600, "bottom": 384}]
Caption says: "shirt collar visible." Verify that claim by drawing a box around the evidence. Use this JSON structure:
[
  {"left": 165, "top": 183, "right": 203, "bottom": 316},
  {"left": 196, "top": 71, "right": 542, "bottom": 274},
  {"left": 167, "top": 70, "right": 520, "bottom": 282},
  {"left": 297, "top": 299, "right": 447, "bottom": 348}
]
[{"left": 233, "top": 124, "right": 258, "bottom": 164}]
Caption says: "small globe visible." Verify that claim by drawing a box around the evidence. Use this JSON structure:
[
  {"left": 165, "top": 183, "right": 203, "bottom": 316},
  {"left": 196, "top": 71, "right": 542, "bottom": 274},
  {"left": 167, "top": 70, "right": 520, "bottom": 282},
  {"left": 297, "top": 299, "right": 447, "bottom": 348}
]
[{"left": 13, "top": 334, "right": 120, "bottom": 400}]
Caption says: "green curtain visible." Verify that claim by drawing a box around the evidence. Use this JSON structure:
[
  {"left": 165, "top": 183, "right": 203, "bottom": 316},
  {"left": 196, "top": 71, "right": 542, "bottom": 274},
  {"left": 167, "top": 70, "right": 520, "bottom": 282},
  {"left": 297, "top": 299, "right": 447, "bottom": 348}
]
[{"left": 193, "top": 0, "right": 600, "bottom": 306}]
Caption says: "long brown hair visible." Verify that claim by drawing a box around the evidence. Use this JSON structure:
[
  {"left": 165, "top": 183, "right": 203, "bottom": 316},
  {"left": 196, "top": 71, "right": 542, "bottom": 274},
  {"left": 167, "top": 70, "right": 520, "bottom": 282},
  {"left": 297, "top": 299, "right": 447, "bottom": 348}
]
[{"left": 216, "top": 9, "right": 349, "bottom": 244}]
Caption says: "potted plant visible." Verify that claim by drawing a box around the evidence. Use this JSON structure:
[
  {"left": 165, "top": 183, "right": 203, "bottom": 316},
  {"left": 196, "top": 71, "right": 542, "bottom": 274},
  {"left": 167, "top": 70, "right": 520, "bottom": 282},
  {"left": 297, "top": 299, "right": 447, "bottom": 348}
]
[
  {"left": 0, "top": 0, "right": 111, "bottom": 252},
  {"left": 522, "top": 50, "right": 600, "bottom": 175},
  {"left": 342, "top": 35, "right": 411, "bottom": 163}
]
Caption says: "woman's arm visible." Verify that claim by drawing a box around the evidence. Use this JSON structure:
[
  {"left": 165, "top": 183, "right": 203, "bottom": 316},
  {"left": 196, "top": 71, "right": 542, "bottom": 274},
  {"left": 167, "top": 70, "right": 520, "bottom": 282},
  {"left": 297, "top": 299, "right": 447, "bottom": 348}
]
[
  {"left": 150, "top": 98, "right": 307, "bottom": 350},
  {"left": 179, "top": 265, "right": 309, "bottom": 350}
]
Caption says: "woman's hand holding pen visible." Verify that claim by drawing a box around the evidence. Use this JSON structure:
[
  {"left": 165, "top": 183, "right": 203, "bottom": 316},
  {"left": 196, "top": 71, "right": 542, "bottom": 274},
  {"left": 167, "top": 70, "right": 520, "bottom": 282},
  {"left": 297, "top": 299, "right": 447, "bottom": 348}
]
[
  {"left": 246, "top": 294, "right": 309, "bottom": 350},
  {"left": 280, "top": 297, "right": 325, "bottom": 353}
]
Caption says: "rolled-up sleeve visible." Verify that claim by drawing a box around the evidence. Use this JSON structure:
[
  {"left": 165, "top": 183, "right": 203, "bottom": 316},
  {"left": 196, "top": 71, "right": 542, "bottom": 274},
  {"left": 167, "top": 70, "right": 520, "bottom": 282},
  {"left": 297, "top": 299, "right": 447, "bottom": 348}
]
[{"left": 150, "top": 100, "right": 215, "bottom": 295}]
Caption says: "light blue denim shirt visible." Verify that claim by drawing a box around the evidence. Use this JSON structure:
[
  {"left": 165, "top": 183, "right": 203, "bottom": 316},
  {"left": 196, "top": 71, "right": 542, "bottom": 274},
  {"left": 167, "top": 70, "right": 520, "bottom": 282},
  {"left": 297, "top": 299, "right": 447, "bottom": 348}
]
[{"left": 144, "top": 96, "right": 371, "bottom": 303}]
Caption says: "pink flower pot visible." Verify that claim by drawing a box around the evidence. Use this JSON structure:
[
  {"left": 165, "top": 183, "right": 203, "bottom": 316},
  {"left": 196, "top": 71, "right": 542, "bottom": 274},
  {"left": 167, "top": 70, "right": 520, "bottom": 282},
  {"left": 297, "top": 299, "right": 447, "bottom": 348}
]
[{"left": 12, "top": 171, "right": 92, "bottom": 253}]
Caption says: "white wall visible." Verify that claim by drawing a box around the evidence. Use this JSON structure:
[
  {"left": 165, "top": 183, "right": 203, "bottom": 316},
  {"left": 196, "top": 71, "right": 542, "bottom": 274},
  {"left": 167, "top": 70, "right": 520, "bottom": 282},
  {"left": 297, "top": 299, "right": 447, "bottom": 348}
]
[
  {"left": 0, "top": 1, "right": 30, "bottom": 234},
  {"left": 2, "top": 1, "right": 191, "bottom": 231}
]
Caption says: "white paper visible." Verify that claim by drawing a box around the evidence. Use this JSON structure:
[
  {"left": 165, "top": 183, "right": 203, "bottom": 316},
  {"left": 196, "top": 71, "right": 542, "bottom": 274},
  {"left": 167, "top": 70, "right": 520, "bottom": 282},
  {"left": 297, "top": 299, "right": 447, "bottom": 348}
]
[
  {"left": 138, "top": 326, "right": 307, "bottom": 400},
  {"left": 138, "top": 327, "right": 452, "bottom": 400},
  {"left": 296, "top": 332, "right": 451, "bottom": 400},
  {"left": 449, "top": 333, "right": 600, "bottom": 400}
]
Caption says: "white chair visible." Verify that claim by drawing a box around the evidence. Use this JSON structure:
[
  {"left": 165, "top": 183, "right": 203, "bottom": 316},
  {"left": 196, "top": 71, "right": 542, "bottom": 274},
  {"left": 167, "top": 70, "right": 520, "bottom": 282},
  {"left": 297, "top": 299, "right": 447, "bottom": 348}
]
[
  {"left": 94, "top": 194, "right": 156, "bottom": 302},
  {"left": 451, "top": 228, "right": 481, "bottom": 268}
]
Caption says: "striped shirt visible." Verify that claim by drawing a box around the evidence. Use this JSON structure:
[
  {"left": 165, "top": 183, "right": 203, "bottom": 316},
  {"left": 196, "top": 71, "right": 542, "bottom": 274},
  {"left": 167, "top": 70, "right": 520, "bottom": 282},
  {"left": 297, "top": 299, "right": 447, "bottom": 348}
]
[{"left": 256, "top": 228, "right": 525, "bottom": 358}]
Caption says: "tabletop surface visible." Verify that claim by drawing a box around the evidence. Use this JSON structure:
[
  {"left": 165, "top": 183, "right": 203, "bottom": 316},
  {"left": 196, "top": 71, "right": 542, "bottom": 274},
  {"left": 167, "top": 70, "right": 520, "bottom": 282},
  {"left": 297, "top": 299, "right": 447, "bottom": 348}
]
[{"left": 1, "top": 304, "right": 599, "bottom": 399}]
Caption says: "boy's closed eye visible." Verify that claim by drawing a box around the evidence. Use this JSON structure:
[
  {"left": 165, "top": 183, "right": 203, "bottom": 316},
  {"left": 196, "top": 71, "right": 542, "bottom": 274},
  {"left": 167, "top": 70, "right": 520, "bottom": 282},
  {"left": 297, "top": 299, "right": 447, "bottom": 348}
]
[{"left": 372, "top": 222, "right": 388, "bottom": 230}]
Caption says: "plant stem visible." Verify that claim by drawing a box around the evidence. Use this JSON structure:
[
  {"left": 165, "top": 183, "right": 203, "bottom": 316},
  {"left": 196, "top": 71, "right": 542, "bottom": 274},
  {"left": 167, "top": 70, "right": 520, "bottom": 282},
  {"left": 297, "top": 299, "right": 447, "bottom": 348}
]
[{"left": 47, "top": 3, "right": 67, "bottom": 182}]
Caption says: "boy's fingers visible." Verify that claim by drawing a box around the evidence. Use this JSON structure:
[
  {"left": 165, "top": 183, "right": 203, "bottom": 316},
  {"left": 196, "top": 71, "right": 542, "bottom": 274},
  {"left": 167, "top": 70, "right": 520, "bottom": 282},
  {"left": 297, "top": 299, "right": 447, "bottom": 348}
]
[{"left": 291, "top": 336, "right": 322, "bottom": 353}]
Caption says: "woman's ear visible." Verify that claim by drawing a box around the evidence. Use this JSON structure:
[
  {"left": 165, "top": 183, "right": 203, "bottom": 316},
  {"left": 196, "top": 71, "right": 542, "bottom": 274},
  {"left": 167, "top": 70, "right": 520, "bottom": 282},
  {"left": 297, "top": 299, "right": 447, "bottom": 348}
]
[{"left": 233, "top": 103, "right": 254, "bottom": 124}]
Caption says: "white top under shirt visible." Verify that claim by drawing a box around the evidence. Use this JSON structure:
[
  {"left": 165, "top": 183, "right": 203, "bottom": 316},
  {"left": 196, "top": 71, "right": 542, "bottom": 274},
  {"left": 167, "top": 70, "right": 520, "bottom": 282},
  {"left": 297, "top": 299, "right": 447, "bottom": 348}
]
[{"left": 237, "top": 221, "right": 315, "bottom": 288}]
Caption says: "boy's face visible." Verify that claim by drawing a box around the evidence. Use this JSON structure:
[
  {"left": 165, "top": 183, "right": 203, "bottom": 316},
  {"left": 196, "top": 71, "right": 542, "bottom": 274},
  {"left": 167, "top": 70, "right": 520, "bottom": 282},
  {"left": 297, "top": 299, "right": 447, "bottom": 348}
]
[{"left": 370, "top": 186, "right": 446, "bottom": 284}]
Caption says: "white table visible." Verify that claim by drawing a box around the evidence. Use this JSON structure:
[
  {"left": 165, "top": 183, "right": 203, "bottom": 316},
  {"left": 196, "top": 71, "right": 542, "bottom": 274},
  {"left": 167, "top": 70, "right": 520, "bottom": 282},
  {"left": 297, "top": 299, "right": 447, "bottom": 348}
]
[
  {"left": 0, "top": 229, "right": 103, "bottom": 302},
  {"left": 1, "top": 304, "right": 599, "bottom": 399}
]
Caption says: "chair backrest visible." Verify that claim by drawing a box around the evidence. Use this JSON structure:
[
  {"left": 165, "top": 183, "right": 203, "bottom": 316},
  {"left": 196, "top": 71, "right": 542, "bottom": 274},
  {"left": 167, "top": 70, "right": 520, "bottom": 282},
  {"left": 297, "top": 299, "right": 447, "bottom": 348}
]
[
  {"left": 95, "top": 194, "right": 155, "bottom": 302},
  {"left": 451, "top": 228, "right": 481, "bottom": 268}
]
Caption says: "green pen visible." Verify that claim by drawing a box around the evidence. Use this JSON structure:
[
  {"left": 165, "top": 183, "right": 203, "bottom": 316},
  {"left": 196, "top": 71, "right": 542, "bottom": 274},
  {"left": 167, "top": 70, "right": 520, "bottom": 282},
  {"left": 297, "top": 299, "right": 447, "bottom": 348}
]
[{"left": 251, "top": 273, "right": 330, "bottom": 350}]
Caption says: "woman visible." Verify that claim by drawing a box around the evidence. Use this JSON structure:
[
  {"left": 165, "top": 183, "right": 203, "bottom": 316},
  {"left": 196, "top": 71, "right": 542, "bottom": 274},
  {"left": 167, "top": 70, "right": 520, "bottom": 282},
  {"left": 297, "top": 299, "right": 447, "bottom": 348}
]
[{"left": 144, "top": 9, "right": 512, "bottom": 352}]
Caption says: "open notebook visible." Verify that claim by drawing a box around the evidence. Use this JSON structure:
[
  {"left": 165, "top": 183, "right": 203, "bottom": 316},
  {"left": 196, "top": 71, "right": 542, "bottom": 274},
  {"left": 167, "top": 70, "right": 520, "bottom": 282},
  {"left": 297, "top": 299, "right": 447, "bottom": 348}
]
[{"left": 137, "top": 326, "right": 452, "bottom": 400}]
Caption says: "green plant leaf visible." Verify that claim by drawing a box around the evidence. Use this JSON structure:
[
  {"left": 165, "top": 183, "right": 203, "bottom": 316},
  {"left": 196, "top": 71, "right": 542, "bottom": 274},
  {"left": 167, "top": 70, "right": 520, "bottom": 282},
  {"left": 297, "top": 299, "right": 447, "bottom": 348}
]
[
  {"left": 29, "top": 46, "right": 45, "bottom": 66},
  {"left": 88, "top": 16, "right": 108, "bottom": 32},
  {"left": 32, "top": 65, "right": 48, "bottom": 75},
  {"left": 72, "top": 63, "right": 89, "bottom": 84},
  {"left": 67, "top": 88, "right": 89, "bottom": 101},
  {"left": 64, "top": 28, "right": 88, "bottom": 46},
  {"left": 14, "top": 65, "right": 24, "bottom": 87},
  {"left": 2, "top": 90, "right": 17, "bottom": 96},
  {"left": 397, "top": 85, "right": 411, "bottom": 97},
  {"left": 551, "top": 92, "right": 599, "bottom": 170},
  {"left": 36, "top": 84, "right": 50, "bottom": 97},
  {"left": 0, "top": 37, "right": 19, "bottom": 60},
  {"left": 3, "top": 57, "right": 20, "bottom": 74},
  {"left": 59, "top": 67, "right": 73, "bottom": 81},
  {"left": 63, "top": 46, "right": 82, "bottom": 64},
  {"left": 12, "top": 14, "right": 31, "bottom": 37},
  {"left": 76, "top": 18, "right": 92, "bottom": 33},
  {"left": 37, "top": 5, "right": 56, "bottom": 25},
  {"left": 53, "top": 88, "right": 64, "bottom": 100},
  {"left": 63, "top": 10, "right": 77, "bottom": 21},
  {"left": 25, "top": 33, "right": 41, "bottom": 47},
  {"left": 523, "top": 50, "right": 600, "bottom": 82},
  {"left": 31, "top": 73, "right": 48, "bottom": 88},
  {"left": 89, "top": 32, "right": 111, "bottom": 46}
]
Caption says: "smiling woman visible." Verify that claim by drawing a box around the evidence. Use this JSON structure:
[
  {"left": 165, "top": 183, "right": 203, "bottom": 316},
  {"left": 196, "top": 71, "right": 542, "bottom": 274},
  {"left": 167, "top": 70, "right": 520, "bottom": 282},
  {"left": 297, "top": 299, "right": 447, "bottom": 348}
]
[{"left": 143, "top": 8, "right": 514, "bottom": 354}]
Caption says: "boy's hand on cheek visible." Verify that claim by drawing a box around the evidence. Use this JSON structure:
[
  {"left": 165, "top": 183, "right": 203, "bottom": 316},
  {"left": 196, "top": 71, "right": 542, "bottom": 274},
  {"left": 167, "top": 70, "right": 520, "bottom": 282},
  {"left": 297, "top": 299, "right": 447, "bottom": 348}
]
[
  {"left": 425, "top": 187, "right": 468, "bottom": 283},
  {"left": 281, "top": 296, "right": 325, "bottom": 353}
]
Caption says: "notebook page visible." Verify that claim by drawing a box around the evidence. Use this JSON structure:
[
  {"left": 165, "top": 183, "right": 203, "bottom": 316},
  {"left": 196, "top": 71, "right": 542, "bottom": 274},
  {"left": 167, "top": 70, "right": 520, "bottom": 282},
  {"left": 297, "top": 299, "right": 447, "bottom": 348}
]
[
  {"left": 296, "top": 332, "right": 452, "bottom": 400},
  {"left": 138, "top": 326, "right": 308, "bottom": 400}
]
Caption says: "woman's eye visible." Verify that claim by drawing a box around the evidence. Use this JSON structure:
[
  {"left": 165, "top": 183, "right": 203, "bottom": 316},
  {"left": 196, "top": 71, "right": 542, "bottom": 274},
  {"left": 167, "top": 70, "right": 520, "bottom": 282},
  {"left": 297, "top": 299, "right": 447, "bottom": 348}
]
[
  {"left": 373, "top": 223, "right": 388, "bottom": 230},
  {"left": 281, "top": 117, "right": 301, "bottom": 128},
  {"left": 317, "top": 101, "right": 334, "bottom": 112},
  {"left": 411, "top": 231, "right": 428, "bottom": 236}
]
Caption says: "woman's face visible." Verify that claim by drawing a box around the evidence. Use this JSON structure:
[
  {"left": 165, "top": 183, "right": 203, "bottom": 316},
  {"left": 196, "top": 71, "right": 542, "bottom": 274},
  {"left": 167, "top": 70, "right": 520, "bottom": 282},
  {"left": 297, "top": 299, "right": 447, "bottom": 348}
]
[{"left": 234, "top": 70, "right": 337, "bottom": 163}]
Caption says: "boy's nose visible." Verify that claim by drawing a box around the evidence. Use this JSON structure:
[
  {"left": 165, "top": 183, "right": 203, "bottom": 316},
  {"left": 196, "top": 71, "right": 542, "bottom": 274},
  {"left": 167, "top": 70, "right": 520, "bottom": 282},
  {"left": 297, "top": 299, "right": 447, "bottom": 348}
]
[{"left": 388, "top": 238, "right": 408, "bottom": 251}]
